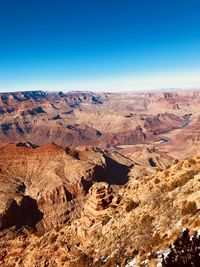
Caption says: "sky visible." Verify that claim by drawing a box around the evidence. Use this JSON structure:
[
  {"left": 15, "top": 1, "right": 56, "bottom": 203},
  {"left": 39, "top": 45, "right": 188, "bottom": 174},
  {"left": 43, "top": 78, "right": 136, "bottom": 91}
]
[{"left": 0, "top": 0, "right": 200, "bottom": 92}]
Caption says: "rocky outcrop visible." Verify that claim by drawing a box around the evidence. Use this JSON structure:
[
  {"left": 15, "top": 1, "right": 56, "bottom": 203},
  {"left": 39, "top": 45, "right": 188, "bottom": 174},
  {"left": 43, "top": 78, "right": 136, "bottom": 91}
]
[
  {"left": 0, "top": 143, "right": 132, "bottom": 231},
  {"left": 0, "top": 148, "right": 199, "bottom": 267},
  {"left": 82, "top": 183, "right": 113, "bottom": 225},
  {"left": 144, "top": 113, "right": 184, "bottom": 135}
]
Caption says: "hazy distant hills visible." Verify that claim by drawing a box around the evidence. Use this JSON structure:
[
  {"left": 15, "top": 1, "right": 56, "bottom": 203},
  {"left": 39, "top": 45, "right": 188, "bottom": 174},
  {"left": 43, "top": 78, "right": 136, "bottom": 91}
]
[{"left": 1, "top": 90, "right": 200, "bottom": 159}]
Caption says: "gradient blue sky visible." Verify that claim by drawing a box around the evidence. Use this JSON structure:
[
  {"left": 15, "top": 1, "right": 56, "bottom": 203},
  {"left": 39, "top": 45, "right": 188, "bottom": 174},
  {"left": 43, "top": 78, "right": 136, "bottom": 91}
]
[{"left": 0, "top": 0, "right": 200, "bottom": 92}]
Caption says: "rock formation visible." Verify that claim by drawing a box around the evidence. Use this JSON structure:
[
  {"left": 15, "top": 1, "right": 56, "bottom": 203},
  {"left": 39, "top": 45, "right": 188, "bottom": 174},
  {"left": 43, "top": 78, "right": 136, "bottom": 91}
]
[
  {"left": 0, "top": 90, "right": 199, "bottom": 267},
  {"left": 0, "top": 143, "right": 199, "bottom": 266},
  {"left": 0, "top": 143, "right": 132, "bottom": 232},
  {"left": 1, "top": 90, "right": 199, "bottom": 156}
]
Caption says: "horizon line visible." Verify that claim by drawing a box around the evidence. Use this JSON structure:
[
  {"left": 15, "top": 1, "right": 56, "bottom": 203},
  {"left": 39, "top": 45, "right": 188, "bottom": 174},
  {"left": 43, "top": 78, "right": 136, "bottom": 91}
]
[{"left": 0, "top": 87, "right": 200, "bottom": 95}]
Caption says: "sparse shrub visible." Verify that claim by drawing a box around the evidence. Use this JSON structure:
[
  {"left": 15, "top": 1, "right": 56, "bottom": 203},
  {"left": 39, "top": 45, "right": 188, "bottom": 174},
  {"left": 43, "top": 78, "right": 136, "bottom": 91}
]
[
  {"left": 170, "top": 170, "right": 197, "bottom": 190},
  {"left": 52, "top": 245, "right": 58, "bottom": 251},
  {"left": 182, "top": 217, "right": 189, "bottom": 224},
  {"left": 104, "top": 256, "right": 118, "bottom": 267},
  {"left": 170, "top": 179, "right": 183, "bottom": 190},
  {"left": 164, "top": 170, "right": 170, "bottom": 177},
  {"left": 182, "top": 201, "right": 198, "bottom": 216},
  {"left": 161, "top": 229, "right": 200, "bottom": 266},
  {"left": 49, "top": 234, "right": 58, "bottom": 244},
  {"left": 174, "top": 159, "right": 179, "bottom": 164},
  {"left": 140, "top": 214, "right": 154, "bottom": 226},
  {"left": 193, "top": 219, "right": 200, "bottom": 227},
  {"left": 61, "top": 256, "right": 69, "bottom": 262},
  {"left": 55, "top": 225, "right": 62, "bottom": 232},
  {"left": 126, "top": 200, "right": 139, "bottom": 212},
  {"left": 180, "top": 170, "right": 197, "bottom": 180},
  {"left": 70, "top": 252, "right": 93, "bottom": 267},
  {"left": 102, "top": 216, "right": 111, "bottom": 225},
  {"left": 188, "top": 158, "right": 196, "bottom": 165},
  {"left": 148, "top": 232, "right": 161, "bottom": 248},
  {"left": 60, "top": 239, "right": 67, "bottom": 247},
  {"left": 154, "top": 178, "right": 160, "bottom": 184},
  {"left": 176, "top": 164, "right": 182, "bottom": 171}
]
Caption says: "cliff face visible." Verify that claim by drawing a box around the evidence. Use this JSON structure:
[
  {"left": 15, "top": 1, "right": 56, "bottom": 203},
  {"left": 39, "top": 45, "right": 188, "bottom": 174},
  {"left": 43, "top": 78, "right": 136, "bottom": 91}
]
[
  {"left": 0, "top": 90, "right": 200, "bottom": 266},
  {"left": 0, "top": 145, "right": 199, "bottom": 267},
  {"left": 0, "top": 143, "right": 132, "bottom": 231},
  {"left": 0, "top": 90, "right": 199, "bottom": 152}
]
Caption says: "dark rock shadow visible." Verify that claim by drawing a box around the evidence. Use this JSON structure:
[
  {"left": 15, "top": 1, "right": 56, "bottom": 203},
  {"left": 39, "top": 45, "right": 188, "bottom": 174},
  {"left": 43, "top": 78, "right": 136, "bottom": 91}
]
[
  {"left": 93, "top": 156, "right": 130, "bottom": 185},
  {"left": 0, "top": 196, "right": 43, "bottom": 231}
]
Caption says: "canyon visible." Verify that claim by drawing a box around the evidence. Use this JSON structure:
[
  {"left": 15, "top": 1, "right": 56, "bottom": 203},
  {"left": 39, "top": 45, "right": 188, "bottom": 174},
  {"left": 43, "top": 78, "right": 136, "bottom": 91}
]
[
  {"left": 0, "top": 90, "right": 199, "bottom": 266},
  {"left": 1, "top": 90, "right": 200, "bottom": 160}
]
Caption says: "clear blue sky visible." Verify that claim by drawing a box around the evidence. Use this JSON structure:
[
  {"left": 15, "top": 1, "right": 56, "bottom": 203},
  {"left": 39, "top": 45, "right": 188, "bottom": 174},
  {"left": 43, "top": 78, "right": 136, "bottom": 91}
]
[{"left": 0, "top": 0, "right": 200, "bottom": 92}]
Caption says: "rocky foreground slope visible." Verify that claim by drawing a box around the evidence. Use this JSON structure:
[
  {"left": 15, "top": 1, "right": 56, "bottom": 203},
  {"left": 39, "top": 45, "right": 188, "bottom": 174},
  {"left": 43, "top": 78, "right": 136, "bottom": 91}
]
[{"left": 0, "top": 143, "right": 199, "bottom": 266}]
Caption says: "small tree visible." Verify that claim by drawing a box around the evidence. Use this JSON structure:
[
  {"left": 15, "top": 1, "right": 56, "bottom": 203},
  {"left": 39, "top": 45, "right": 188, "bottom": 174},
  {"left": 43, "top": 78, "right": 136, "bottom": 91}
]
[{"left": 161, "top": 229, "right": 200, "bottom": 267}]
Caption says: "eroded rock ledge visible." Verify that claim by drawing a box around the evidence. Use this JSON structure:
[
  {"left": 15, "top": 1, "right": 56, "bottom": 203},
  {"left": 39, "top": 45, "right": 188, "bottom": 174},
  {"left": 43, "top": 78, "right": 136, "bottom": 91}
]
[{"left": 0, "top": 143, "right": 132, "bottom": 232}]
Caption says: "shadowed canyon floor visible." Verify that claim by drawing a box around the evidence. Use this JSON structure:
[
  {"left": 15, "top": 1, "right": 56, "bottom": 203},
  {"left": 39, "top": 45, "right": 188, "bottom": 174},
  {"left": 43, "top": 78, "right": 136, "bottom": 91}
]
[{"left": 0, "top": 90, "right": 199, "bottom": 266}]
